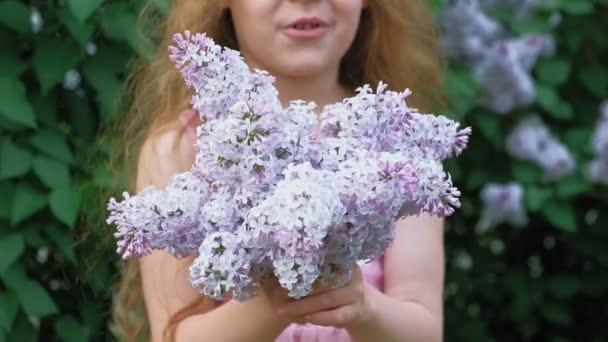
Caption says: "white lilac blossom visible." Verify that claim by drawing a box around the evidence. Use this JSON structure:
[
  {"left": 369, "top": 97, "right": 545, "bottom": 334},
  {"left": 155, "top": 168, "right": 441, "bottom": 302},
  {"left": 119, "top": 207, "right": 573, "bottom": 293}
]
[
  {"left": 477, "top": 182, "right": 527, "bottom": 233},
  {"left": 474, "top": 34, "right": 554, "bottom": 114},
  {"left": 86, "top": 42, "right": 98, "bottom": 56},
  {"left": 585, "top": 102, "right": 608, "bottom": 183},
  {"left": 506, "top": 116, "right": 576, "bottom": 181},
  {"left": 63, "top": 69, "right": 81, "bottom": 90},
  {"left": 107, "top": 32, "right": 472, "bottom": 300},
  {"left": 30, "top": 7, "right": 43, "bottom": 34}
]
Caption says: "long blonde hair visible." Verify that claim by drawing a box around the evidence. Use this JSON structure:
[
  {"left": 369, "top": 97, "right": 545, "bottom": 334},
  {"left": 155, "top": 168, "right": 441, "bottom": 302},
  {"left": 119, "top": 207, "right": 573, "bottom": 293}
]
[{"left": 111, "top": 0, "right": 445, "bottom": 340}]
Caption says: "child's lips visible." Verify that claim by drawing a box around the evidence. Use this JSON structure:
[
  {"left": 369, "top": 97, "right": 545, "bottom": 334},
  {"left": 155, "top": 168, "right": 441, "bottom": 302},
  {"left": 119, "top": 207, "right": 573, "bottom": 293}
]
[
  {"left": 283, "top": 25, "right": 330, "bottom": 40},
  {"left": 283, "top": 17, "right": 331, "bottom": 40}
]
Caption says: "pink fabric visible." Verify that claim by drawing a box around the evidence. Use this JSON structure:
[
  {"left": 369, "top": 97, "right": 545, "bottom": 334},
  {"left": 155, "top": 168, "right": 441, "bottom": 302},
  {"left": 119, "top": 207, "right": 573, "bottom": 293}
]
[{"left": 275, "top": 255, "right": 384, "bottom": 342}]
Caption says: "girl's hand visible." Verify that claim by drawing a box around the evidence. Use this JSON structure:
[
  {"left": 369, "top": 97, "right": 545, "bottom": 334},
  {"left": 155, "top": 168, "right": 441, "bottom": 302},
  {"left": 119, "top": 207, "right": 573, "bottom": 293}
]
[{"left": 267, "top": 264, "right": 374, "bottom": 328}]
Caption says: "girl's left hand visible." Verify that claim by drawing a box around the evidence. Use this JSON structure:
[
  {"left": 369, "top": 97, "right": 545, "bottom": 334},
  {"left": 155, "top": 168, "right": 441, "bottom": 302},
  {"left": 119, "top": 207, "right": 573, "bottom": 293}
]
[{"left": 274, "top": 263, "right": 374, "bottom": 328}]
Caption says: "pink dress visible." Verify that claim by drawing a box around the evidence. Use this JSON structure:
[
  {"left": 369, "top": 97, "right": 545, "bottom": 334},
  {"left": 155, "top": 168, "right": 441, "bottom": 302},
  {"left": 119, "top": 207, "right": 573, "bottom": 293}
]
[{"left": 275, "top": 255, "right": 385, "bottom": 342}]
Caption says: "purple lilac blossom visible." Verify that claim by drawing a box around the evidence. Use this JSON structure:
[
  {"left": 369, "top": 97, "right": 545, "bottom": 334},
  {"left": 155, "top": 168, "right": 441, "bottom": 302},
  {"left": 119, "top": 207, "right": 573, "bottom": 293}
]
[
  {"left": 439, "top": 1, "right": 557, "bottom": 114},
  {"left": 506, "top": 116, "right": 576, "bottom": 181},
  {"left": 439, "top": 0, "right": 503, "bottom": 62},
  {"left": 474, "top": 33, "right": 554, "bottom": 114},
  {"left": 585, "top": 101, "right": 608, "bottom": 184},
  {"left": 477, "top": 182, "right": 528, "bottom": 233},
  {"left": 107, "top": 32, "right": 471, "bottom": 301}
]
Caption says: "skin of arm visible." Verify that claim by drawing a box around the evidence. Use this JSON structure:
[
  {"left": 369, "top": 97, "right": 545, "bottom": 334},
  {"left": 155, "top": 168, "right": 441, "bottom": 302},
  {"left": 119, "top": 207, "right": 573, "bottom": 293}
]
[
  {"left": 136, "top": 122, "right": 289, "bottom": 342},
  {"left": 345, "top": 214, "right": 445, "bottom": 342},
  {"left": 273, "top": 214, "right": 445, "bottom": 342}
]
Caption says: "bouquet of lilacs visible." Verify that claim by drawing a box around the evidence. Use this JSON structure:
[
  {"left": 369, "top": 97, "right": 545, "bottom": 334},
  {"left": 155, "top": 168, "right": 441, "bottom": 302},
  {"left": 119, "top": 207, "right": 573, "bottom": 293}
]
[{"left": 107, "top": 31, "right": 471, "bottom": 301}]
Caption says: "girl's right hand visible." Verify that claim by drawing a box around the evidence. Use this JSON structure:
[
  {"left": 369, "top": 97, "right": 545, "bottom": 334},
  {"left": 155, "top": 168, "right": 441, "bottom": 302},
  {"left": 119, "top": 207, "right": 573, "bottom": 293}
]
[{"left": 260, "top": 279, "right": 309, "bottom": 325}]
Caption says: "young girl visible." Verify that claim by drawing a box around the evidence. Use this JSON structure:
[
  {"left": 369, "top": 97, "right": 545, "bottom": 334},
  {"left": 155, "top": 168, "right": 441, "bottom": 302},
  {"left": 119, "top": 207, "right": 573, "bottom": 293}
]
[{"left": 113, "top": 1, "right": 446, "bottom": 341}]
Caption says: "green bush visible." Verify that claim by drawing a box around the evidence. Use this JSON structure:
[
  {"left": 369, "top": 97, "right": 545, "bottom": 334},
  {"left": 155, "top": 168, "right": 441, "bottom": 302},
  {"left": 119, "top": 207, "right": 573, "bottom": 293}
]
[
  {"left": 0, "top": 0, "right": 161, "bottom": 340},
  {"left": 0, "top": 0, "right": 605, "bottom": 341}
]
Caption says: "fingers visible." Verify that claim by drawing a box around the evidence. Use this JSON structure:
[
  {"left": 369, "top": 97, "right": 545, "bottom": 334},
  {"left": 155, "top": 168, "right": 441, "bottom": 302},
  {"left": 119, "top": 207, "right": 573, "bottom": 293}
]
[
  {"left": 276, "top": 286, "right": 355, "bottom": 320},
  {"left": 303, "top": 305, "right": 358, "bottom": 328},
  {"left": 259, "top": 285, "right": 307, "bottom": 324}
]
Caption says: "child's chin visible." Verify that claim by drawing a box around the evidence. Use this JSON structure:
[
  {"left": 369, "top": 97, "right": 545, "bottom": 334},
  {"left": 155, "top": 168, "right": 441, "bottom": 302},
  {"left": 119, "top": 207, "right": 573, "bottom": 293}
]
[{"left": 279, "top": 59, "right": 334, "bottom": 78}]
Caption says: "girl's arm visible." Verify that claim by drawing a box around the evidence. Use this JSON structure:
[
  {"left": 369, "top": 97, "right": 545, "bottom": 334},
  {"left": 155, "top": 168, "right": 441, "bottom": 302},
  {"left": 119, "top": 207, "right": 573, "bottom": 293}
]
[
  {"left": 345, "top": 214, "right": 445, "bottom": 342},
  {"left": 269, "top": 215, "right": 445, "bottom": 341},
  {"left": 136, "top": 123, "right": 288, "bottom": 342}
]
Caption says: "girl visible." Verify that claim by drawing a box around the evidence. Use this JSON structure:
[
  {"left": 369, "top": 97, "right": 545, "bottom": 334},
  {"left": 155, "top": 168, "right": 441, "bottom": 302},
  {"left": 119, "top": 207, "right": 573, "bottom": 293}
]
[{"left": 113, "top": 1, "right": 446, "bottom": 341}]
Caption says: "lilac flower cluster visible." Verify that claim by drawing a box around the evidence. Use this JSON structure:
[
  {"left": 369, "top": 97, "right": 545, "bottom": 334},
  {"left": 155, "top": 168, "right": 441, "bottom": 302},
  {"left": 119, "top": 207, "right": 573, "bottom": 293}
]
[
  {"left": 506, "top": 116, "right": 576, "bottom": 181},
  {"left": 477, "top": 182, "right": 528, "bottom": 233},
  {"left": 586, "top": 101, "right": 608, "bottom": 184},
  {"left": 440, "top": 0, "right": 555, "bottom": 113},
  {"left": 107, "top": 32, "right": 471, "bottom": 300}
]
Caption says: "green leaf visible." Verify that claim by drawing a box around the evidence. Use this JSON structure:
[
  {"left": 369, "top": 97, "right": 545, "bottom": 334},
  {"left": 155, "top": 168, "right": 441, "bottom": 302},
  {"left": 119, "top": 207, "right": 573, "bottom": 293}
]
[
  {"left": 30, "top": 130, "right": 73, "bottom": 164},
  {"left": 541, "top": 200, "right": 577, "bottom": 232},
  {"left": 22, "top": 224, "right": 48, "bottom": 248},
  {"left": 541, "top": 302, "right": 573, "bottom": 326},
  {"left": 33, "top": 156, "right": 71, "bottom": 190},
  {"left": 445, "top": 69, "right": 478, "bottom": 116},
  {"left": 524, "top": 186, "right": 552, "bottom": 212},
  {"left": 10, "top": 183, "right": 48, "bottom": 226},
  {"left": 45, "top": 225, "right": 78, "bottom": 265},
  {"left": 0, "top": 77, "right": 37, "bottom": 128},
  {"left": 555, "top": 175, "right": 592, "bottom": 198},
  {"left": 30, "top": 91, "right": 57, "bottom": 127},
  {"left": 100, "top": 8, "right": 154, "bottom": 59},
  {"left": 0, "top": 50, "right": 27, "bottom": 78},
  {"left": 0, "top": 291, "right": 19, "bottom": 332},
  {"left": 0, "top": 1, "right": 30, "bottom": 34},
  {"left": 49, "top": 189, "right": 81, "bottom": 228},
  {"left": 65, "top": 90, "right": 96, "bottom": 137},
  {"left": 0, "top": 263, "right": 27, "bottom": 290},
  {"left": 579, "top": 66, "right": 608, "bottom": 98},
  {"left": 557, "top": 0, "right": 594, "bottom": 15},
  {"left": 56, "top": 8, "right": 95, "bottom": 47},
  {"left": 536, "top": 59, "right": 570, "bottom": 87},
  {"left": 546, "top": 276, "right": 581, "bottom": 299},
  {"left": 472, "top": 113, "right": 501, "bottom": 145},
  {"left": 67, "top": 0, "right": 105, "bottom": 22},
  {"left": 536, "top": 84, "right": 573, "bottom": 119},
  {"left": 512, "top": 161, "right": 543, "bottom": 184},
  {"left": 564, "top": 128, "right": 593, "bottom": 152},
  {"left": 54, "top": 316, "right": 87, "bottom": 342},
  {"left": 511, "top": 17, "right": 549, "bottom": 35},
  {"left": 32, "top": 37, "right": 82, "bottom": 94},
  {"left": 0, "top": 234, "right": 25, "bottom": 274},
  {"left": 14, "top": 279, "right": 58, "bottom": 318},
  {"left": 0, "top": 182, "right": 14, "bottom": 220},
  {"left": 82, "top": 57, "right": 123, "bottom": 122},
  {"left": 0, "top": 138, "right": 33, "bottom": 180}
]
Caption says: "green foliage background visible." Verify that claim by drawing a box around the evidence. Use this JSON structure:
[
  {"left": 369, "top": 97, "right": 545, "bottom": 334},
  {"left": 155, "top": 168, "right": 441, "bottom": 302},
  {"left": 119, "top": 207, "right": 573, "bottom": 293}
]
[{"left": 0, "top": 0, "right": 606, "bottom": 341}]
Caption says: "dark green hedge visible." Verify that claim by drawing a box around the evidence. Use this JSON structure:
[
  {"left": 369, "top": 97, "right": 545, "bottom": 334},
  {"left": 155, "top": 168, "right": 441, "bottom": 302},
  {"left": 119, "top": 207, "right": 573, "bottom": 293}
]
[{"left": 0, "top": 0, "right": 605, "bottom": 341}]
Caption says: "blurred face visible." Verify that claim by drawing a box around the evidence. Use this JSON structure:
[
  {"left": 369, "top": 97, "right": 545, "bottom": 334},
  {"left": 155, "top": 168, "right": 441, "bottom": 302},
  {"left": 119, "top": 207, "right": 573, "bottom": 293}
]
[{"left": 226, "top": 0, "right": 365, "bottom": 79}]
